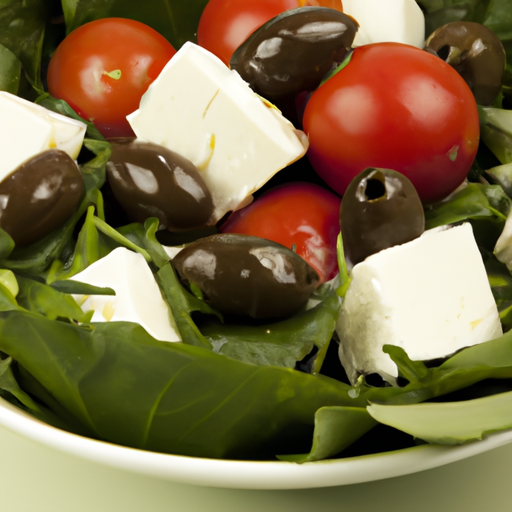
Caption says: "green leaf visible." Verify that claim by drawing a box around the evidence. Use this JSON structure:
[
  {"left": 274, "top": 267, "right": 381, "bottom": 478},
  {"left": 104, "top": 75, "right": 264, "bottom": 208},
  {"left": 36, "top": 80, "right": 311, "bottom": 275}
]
[
  {"left": 367, "top": 390, "right": 512, "bottom": 445},
  {"left": 0, "top": 0, "right": 53, "bottom": 92},
  {"left": 16, "top": 275, "right": 89, "bottom": 322},
  {"left": 201, "top": 295, "right": 341, "bottom": 370},
  {"left": 62, "top": 0, "right": 210, "bottom": 49},
  {"left": 278, "top": 406, "right": 377, "bottom": 462},
  {"left": 0, "top": 310, "right": 359, "bottom": 459},
  {"left": 0, "top": 43, "right": 21, "bottom": 93},
  {"left": 424, "top": 183, "right": 509, "bottom": 229},
  {"left": 479, "top": 106, "right": 512, "bottom": 164},
  {"left": 36, "top": 95, "right": 107, "bottom": 142}
]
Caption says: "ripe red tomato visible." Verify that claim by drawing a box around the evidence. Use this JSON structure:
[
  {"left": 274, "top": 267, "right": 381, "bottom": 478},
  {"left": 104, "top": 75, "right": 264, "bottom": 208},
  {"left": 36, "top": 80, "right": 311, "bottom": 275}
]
[
  {"left": 220, "top": 182, "right": 341, "bottom": 282},
  {"left": 197, "top": 0, "right": 343, "bottom": 66},
  {"left": 47, "top": 18, "right": 176, "bottom": 138},
  {"left": 303, "top": 43, "right": 480, "bottom": 203}
]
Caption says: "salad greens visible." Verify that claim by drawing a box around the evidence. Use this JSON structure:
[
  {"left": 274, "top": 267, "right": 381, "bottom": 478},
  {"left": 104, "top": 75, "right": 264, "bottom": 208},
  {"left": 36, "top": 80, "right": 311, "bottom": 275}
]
[{"left": 0, "top": 0, "right": 512, "bottom": 462}]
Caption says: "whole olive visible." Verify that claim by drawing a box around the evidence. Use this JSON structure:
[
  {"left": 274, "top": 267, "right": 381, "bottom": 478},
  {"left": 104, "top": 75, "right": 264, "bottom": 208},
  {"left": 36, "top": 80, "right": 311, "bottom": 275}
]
[
  {"left": 0, "top": 149, "right": 84, "bottom": 246},
  {"left": 341, "top": 168, "right": 425, "bottom": 267},
  {"left": 106, "top": 140, "right": 214, "bottom": 231},
  {"left": 173, "top": 233, "right": 320, "bottom": 319},
  {"left": 230, "top": 7, "right": 358, "bottom": 102},
  {"left": 425, "top": 21, "right": 506, "bottom": 106}
]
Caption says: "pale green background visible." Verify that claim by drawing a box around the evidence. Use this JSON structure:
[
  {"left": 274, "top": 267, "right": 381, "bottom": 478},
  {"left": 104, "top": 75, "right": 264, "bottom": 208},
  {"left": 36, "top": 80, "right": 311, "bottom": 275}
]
[{"left": 0, "top": 424, "right": 511, "bottom": 511}]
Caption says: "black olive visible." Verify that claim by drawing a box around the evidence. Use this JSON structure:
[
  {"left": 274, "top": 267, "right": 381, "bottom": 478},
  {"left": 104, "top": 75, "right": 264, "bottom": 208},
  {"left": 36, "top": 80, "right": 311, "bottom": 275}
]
[
  {"left": 425, "top": 21, "right": 506, "bottom": 106},
  {"left": 0, "top": 149, "right": 84, "bottom": 246},
  {"left": 230, "top": 7, "right": 358, "bottom": 102},
  {"left": 173, "top": 233, "right": 320, "bottom": 319},
  {"left": 106, "top": 140, "right": 215, "bottom": 232},
  {"left": 341, "top": 168, "right": 425, "bottom": 267}
]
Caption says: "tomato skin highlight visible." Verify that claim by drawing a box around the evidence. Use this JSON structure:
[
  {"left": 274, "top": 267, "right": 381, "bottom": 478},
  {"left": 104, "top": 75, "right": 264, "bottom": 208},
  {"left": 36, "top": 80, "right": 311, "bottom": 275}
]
[
  {"left": 47, "top": 18, "right": 176, "bottom": 138},
  {"left": 197, "top": 0, "right": 343, "bottom": 66},
  {"left": 303, "top": 43, "right": 480, "bottom": 203},
  {"left": 220, "top": 182, "right": 341, "bottom": 282}
]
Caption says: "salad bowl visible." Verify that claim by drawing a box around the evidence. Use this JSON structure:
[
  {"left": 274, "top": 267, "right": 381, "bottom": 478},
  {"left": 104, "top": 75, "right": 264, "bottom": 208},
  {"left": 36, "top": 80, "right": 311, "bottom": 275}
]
[
  {"left": 2, "top": 392, "right": 512, "bottom": 490},
  {"left": 1, "top": 0, "right": 512, "bottom": 492}
]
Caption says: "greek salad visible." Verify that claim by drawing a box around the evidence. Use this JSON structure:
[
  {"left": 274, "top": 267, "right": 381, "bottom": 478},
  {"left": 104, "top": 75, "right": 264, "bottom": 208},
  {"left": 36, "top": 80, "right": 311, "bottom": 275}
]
[{"left": 0, "top": 0, "right": 511, "bottom": 462}]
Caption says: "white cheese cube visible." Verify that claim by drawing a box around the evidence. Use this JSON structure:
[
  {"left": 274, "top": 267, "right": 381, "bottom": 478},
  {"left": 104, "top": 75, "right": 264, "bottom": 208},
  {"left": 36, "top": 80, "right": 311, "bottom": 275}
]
[
  {"left": 342, "top": 0, "right": 425, "bottom": 48},
  {"left": 71, "top": 247, "right": 181, "bottom": 343},
  {"left": 0, "top": 91, "right": 86, "bottom": 182},
  {"left": 495, "top": 209, "right": 512, "bottom": 271},
  {"left": 127, "top": 42, "right": 307, "bottom": 223},
  {"left": 337, "top": 223, "right": 502, "bottom": 385}
]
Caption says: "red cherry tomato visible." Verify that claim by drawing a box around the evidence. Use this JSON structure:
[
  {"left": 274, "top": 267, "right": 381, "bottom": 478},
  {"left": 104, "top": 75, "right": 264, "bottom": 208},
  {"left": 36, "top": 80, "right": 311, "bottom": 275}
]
[
  {"left": 303, "top": 43, "right": 480, "bottom": 203},
  {"left": 197, "top": 0, "right": 343, "bottom": 66},
  {"left": 47, "top": 18, "right": 176, "bottom": 138},
  {"left": 220, "top": 182, "right": 341, "bottom": 282}
]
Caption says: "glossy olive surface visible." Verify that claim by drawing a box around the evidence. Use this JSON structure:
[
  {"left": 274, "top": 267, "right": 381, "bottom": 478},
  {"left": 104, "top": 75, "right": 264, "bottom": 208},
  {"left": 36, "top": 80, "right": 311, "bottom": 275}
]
[
  {"left": 173, "top": 233, "right": 320, "bottom": 319},
  {"left": 341, "top": 168, "right": 425, "bottom": 267},
  {"left": 230, "top": 7, "right": 358, "bottom": 101},
  {"left": 107, "top": 140, "right": 214, "bottom": 231},
  {"left": 425, "top": 21, "right": 506, "bottom": 106},
  {"left": 0, "top": 149, "right": 84, "bottom": 246}
]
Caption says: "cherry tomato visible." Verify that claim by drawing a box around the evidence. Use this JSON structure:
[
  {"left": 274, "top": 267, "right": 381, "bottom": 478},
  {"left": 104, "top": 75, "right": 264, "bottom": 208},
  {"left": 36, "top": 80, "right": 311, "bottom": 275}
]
[
  {"left": 220, "top": 182, "right": 341, "bottom": 282},
  {"left": 303, "top": 43, "right": 480, "bottom": 203},
  {"left": 197, "top": 0, "right": 343, "bottom": 66},
  {"left": 47, "top": 18, "right": 176, "bottom": 138}
]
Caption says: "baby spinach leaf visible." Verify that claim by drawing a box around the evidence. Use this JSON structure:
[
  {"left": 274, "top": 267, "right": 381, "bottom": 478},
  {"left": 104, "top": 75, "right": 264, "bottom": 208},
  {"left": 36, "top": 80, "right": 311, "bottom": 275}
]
[
  {"left": 0, "top": 44, "right": 21, "bottom": 93},
  {"left": 62, "top": 0, "right": 210, "bottom": 49},
  {"left": 367, "top": 390, "right": 512, "bottom": 444},
  {"left": 0, "top": 310, "right": 360, "bottom": 459},
  {"left": 16, "top": 275, "right": 89, "bottom": 322},
  {"left": 278, "top": 406, "right": 377, "bottom": 462},
  {"left": 425, "top": 183, "right": 509, "bottom": 229},
  {"left": 0, "top": 0, "right": 54, "bottom": 92},
  {"left": 201, "top": 295, "right": 341, "bottom": 370}
]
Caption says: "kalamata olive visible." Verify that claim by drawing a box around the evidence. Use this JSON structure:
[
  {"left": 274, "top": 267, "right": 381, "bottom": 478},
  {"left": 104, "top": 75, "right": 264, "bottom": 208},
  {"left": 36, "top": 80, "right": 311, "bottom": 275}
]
[
  {"left": 106, "top": 140, "right": 214, "bottom": 231},
  {"left": 341, "top": 168, "right": 425, "bottom": 267},
  {"left": 173, "top": 233, "right": 320, "bottom": 319},
  {"left": 0, "top": 149, "right": 84, "bottom": 246},
  {"left": 230, "top": 7, "right": 358, "bottom": 102},
  {"left": 425, "top": 21, "right": 506, "bottom": 106}
]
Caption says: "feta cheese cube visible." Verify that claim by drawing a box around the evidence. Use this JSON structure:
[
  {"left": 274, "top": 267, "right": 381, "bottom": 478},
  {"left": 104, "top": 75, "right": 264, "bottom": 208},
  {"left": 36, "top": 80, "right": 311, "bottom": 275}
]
[
  {"left": 127, "top": 42, "right": 308, "bottom": 223},
  {"left": 71, "top": 247, "right": 181, "bottom": 343},
  {"left": 337, "top": 223, "right": 502, "bottom": 385},
  {"left": 0, "top": 91, "right": 86, "bottom": 182},
  {"left": 342, "top": 0, "right": 425, "bottom": 49}
]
